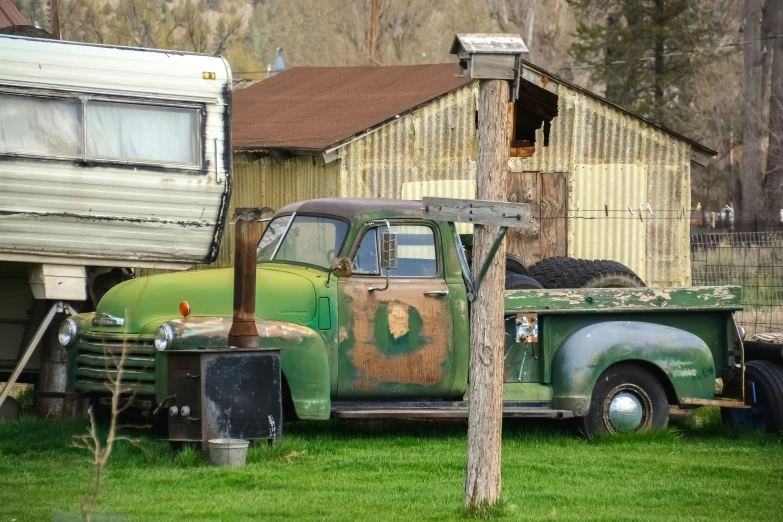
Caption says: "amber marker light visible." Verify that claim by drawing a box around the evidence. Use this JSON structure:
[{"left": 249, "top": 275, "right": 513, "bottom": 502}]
[{"left": 179, "top": 301, "right": 191, "bottom": 317}]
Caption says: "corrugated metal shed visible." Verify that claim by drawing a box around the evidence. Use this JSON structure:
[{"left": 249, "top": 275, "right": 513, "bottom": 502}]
[
  {"left": 509, "top": 83, "right": 692, "bottom": 285},
  {"left": 338, "top": 83, "right": 478, "bottom": 199},
  {"left": 201, "top": 63, "right": 709, "bottom": 287}
]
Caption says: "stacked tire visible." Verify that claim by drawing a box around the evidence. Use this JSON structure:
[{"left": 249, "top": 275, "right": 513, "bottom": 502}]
[
  {"left": 527, "top": 256, "right": 645, "bottom": 289},
  {"left": 504, "top": 256, "right": 645, "bottom": 290}
]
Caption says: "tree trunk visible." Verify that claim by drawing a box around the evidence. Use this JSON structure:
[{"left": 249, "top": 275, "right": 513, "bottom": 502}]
[
  {"left": 652, "top": 0, "right": 665, "bottom": 122},
  {"left": 742, "top": 0, "right": 765, "bottom": 212},
  {"left": 764, "top": 0, "right": 783, "bottom": 208},
  {"left": 465, "top": 79, "right": 509, "bottom": 511}
]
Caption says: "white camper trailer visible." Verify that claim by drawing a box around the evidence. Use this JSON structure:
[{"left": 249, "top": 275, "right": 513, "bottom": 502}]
[{"left": 0, "top": 35, "right": 232, "bottom": 415}]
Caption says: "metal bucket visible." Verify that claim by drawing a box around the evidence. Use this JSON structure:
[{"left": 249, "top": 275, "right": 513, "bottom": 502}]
[{"left": 208, "top": 438, "right": 249, "bottom": 467}]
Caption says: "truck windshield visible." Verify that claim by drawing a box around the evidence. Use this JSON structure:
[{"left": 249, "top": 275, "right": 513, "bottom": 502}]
[{"left": 257, "top": 214, "right": 348, "bottom": 270}]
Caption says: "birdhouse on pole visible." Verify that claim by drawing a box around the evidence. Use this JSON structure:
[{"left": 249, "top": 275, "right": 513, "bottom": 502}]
[{"left": 449, "top": 33, "right": 528, "bottom": 101}]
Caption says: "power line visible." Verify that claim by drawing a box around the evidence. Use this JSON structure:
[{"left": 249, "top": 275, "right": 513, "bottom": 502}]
[
  {"left": 253, "top": 0, "right": 363, "bottom": 40},
  {"left": 559, "top": 33, "right": 783, "bottom": 71},
  {"left": 237, "top": 31, "right": 783, "bottom": 75}
]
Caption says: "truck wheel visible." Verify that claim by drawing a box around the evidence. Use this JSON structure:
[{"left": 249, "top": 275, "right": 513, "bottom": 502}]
[
  {"left": 505, "top": 274, "right": 544, "bottom": 290},
  {"left": 528, "top": 257, "right": 645, "bottom": 289},
  {"left": 505, "top": 254, "right": 529, "bottom": 277},
  {"left": 582, "top": 363, "right": 669, "bottom": 437},
  {"left": 721, "top": 360, "right": 783, "bottom": 433}
]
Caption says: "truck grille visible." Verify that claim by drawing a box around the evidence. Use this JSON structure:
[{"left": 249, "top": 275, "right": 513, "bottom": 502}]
[{"left": 74, "top": 334, "right": 156, "bottom": 395}]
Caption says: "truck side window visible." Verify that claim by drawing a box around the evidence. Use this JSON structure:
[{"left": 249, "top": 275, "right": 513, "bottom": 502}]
[
  {"left": 389, "top": 225, "right": 437, "bottom": 278},
  {"left": 352, "top": 228, "right": 380, "bottom": 275}
]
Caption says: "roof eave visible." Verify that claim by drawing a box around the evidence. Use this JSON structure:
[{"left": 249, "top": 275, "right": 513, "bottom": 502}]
[
  {"left": 233, "top": 79, "right": 478, "bottom": 159},
  {"left": 518, "top": 59, "right": 717, "bottom": 158}
]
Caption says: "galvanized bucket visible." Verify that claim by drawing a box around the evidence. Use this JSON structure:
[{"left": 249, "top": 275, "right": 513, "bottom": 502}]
[{"left": 208, "top": 439, "right": 249, "bottom": 467}]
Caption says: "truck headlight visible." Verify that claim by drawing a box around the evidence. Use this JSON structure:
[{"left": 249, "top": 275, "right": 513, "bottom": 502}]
[
  {"left": 58, "top": 318, "right": 77, "bottom": 347},
  {"left": 154, "top": 324, "right": 173, "bottom": 351}
]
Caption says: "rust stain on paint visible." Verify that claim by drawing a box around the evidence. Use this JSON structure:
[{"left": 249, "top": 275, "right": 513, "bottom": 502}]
[{"left": 342, "top": 283, "right": 450, "bottom": 389}]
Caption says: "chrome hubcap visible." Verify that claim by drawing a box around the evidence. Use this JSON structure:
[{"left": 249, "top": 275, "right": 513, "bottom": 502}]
[{"left": 607, "top": 392, "right": 644, "bottom": 432}]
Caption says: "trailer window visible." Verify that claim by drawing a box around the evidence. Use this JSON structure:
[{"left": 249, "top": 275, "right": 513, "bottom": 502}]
[
  {"left": 86, "top": 102, "right": 199, "bottom": 166},
  {"left": 0, "top": 92, "right": 201, "bottom": 168},
  {"left": 0, "top": 94, "right": 82, "bottom": 157}
]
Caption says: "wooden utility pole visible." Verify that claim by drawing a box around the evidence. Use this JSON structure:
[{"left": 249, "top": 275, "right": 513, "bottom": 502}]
[
  {"left": 50, "top": 0, "right": 61, "bottom": 40},
  {"left": 465, "top": 79, "right": 510, "bottom": 508},
  {"left": 368, "top": 0, "right": 380, "bottom": 64},
  {"left": 449, "top": 33, "right": 528, "bottom": 512}
]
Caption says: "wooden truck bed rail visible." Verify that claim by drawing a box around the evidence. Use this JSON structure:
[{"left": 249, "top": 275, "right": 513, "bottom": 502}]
[{"left": 505, "top": 286, "right": 742, "bottom": 314}]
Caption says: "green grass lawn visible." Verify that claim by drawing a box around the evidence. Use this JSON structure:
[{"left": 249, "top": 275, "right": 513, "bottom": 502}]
[{"left": 1, "top": 410, "right": 782, "bottom": 521}]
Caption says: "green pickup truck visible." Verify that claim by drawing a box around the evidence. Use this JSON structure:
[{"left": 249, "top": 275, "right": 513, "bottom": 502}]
[{"left": 58, "top": 198, "right": 783, "bottom": 436}]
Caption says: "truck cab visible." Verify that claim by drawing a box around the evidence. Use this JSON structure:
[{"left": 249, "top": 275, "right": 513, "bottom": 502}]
[{"left": 61, "top": 198, "right": 776, "bottom": 437}]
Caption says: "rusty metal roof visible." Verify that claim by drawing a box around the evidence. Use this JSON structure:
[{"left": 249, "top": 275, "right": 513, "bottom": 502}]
[
  {"left": 232, "top": 64, "right": 471, "bottom": 151},
  {"left": 0, "top": 0, "right": 25, "bottom": 28},
  {"left": 233, "top": 60, "right": 714, "bottom": 158}
]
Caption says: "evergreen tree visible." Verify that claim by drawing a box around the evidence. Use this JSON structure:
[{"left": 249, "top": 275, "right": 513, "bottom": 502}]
[{"left": 568, "top": 0, "right": 717, "bottom": 126}]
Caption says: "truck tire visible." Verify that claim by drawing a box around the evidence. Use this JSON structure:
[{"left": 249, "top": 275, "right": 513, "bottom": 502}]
[
  {"left": 528, "top": 257, "right": 645, "bottom": 289},
  {"left": 505, "top": 274, "right": 544, "bottom": 290},
  {"left": 581, "top": 363, "right": 669, "bottom": 437},
  {"left": 505, "top": 255, "right": 529, "bottom": 277},
  {"left": 721, "top": 360, "right": 783, "bottom": 433}
]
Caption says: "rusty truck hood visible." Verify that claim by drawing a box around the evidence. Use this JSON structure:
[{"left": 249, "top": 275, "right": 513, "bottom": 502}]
[{"left": 93, "top": 265, "right": 318, "bottom": 334}]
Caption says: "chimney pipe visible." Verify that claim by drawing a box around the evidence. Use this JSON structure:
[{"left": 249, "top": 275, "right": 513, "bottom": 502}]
[{"left": 228, "top": 208, "right": 265, "bottom": 349}]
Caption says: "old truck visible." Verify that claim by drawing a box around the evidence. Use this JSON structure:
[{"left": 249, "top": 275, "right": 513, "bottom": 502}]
[{"left": 58, "top": 198, "right": 783, "bottom": 436}]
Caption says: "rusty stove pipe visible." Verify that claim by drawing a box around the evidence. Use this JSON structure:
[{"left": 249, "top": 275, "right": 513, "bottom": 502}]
[{"left": 228, "top": 208, "right": 265, "bottom": 349}]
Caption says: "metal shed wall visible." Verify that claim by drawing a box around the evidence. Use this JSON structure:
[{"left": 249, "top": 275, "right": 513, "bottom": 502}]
[
  {"left": 211, "top": 154, "right": 340, "bottom": 269},
  {"left": 508, "top": 84, "right": 691, "bottom": 286},
  {"left": 337, "top": 84, "right": 478, "bottom": 199}
]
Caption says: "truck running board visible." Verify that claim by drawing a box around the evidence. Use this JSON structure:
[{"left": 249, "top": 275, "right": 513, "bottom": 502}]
[{"left": 331, "top": 401, "right": 574, "bottom": 419}]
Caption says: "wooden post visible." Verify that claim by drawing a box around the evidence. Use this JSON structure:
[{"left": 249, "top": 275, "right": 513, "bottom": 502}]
[
  {"left": 368, "top": 0, "right": 380, "bottom": 64},
  {"left": 50, "top": 0, "right": 61, "bottom": 40},
  {"left": 465, "top": 79, "right": 509, "bottom": 510}
]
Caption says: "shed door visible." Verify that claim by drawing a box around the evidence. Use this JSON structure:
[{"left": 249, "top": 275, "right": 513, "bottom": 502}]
[{"left": 506, "top": 171, "right": 568, "bottom": 267}]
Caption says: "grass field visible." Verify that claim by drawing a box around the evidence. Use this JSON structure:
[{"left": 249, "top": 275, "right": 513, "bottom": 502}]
[{"left": 1, "top": 410, "right": 782, "bottom": 522}]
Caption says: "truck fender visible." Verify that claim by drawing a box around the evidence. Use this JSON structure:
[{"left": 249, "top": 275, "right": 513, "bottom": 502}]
[
  {"left": 164, "top": 317, "right": 331, "bottom": 420},
  {"left": 550, "top": 321, "right": 716, "bottom": 416}
]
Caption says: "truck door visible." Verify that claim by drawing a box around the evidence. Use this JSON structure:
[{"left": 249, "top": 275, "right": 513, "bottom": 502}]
[{"left": 336, "top": 221, "right": 456, "bottom": 398}]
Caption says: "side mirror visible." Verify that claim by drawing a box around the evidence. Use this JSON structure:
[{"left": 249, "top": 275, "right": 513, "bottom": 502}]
[
  {"left": 330, "top": 257, "right": 353, "bottom": 278},
  {"left": 380, "top": 232, "right": 398, "bottom": 270}
]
